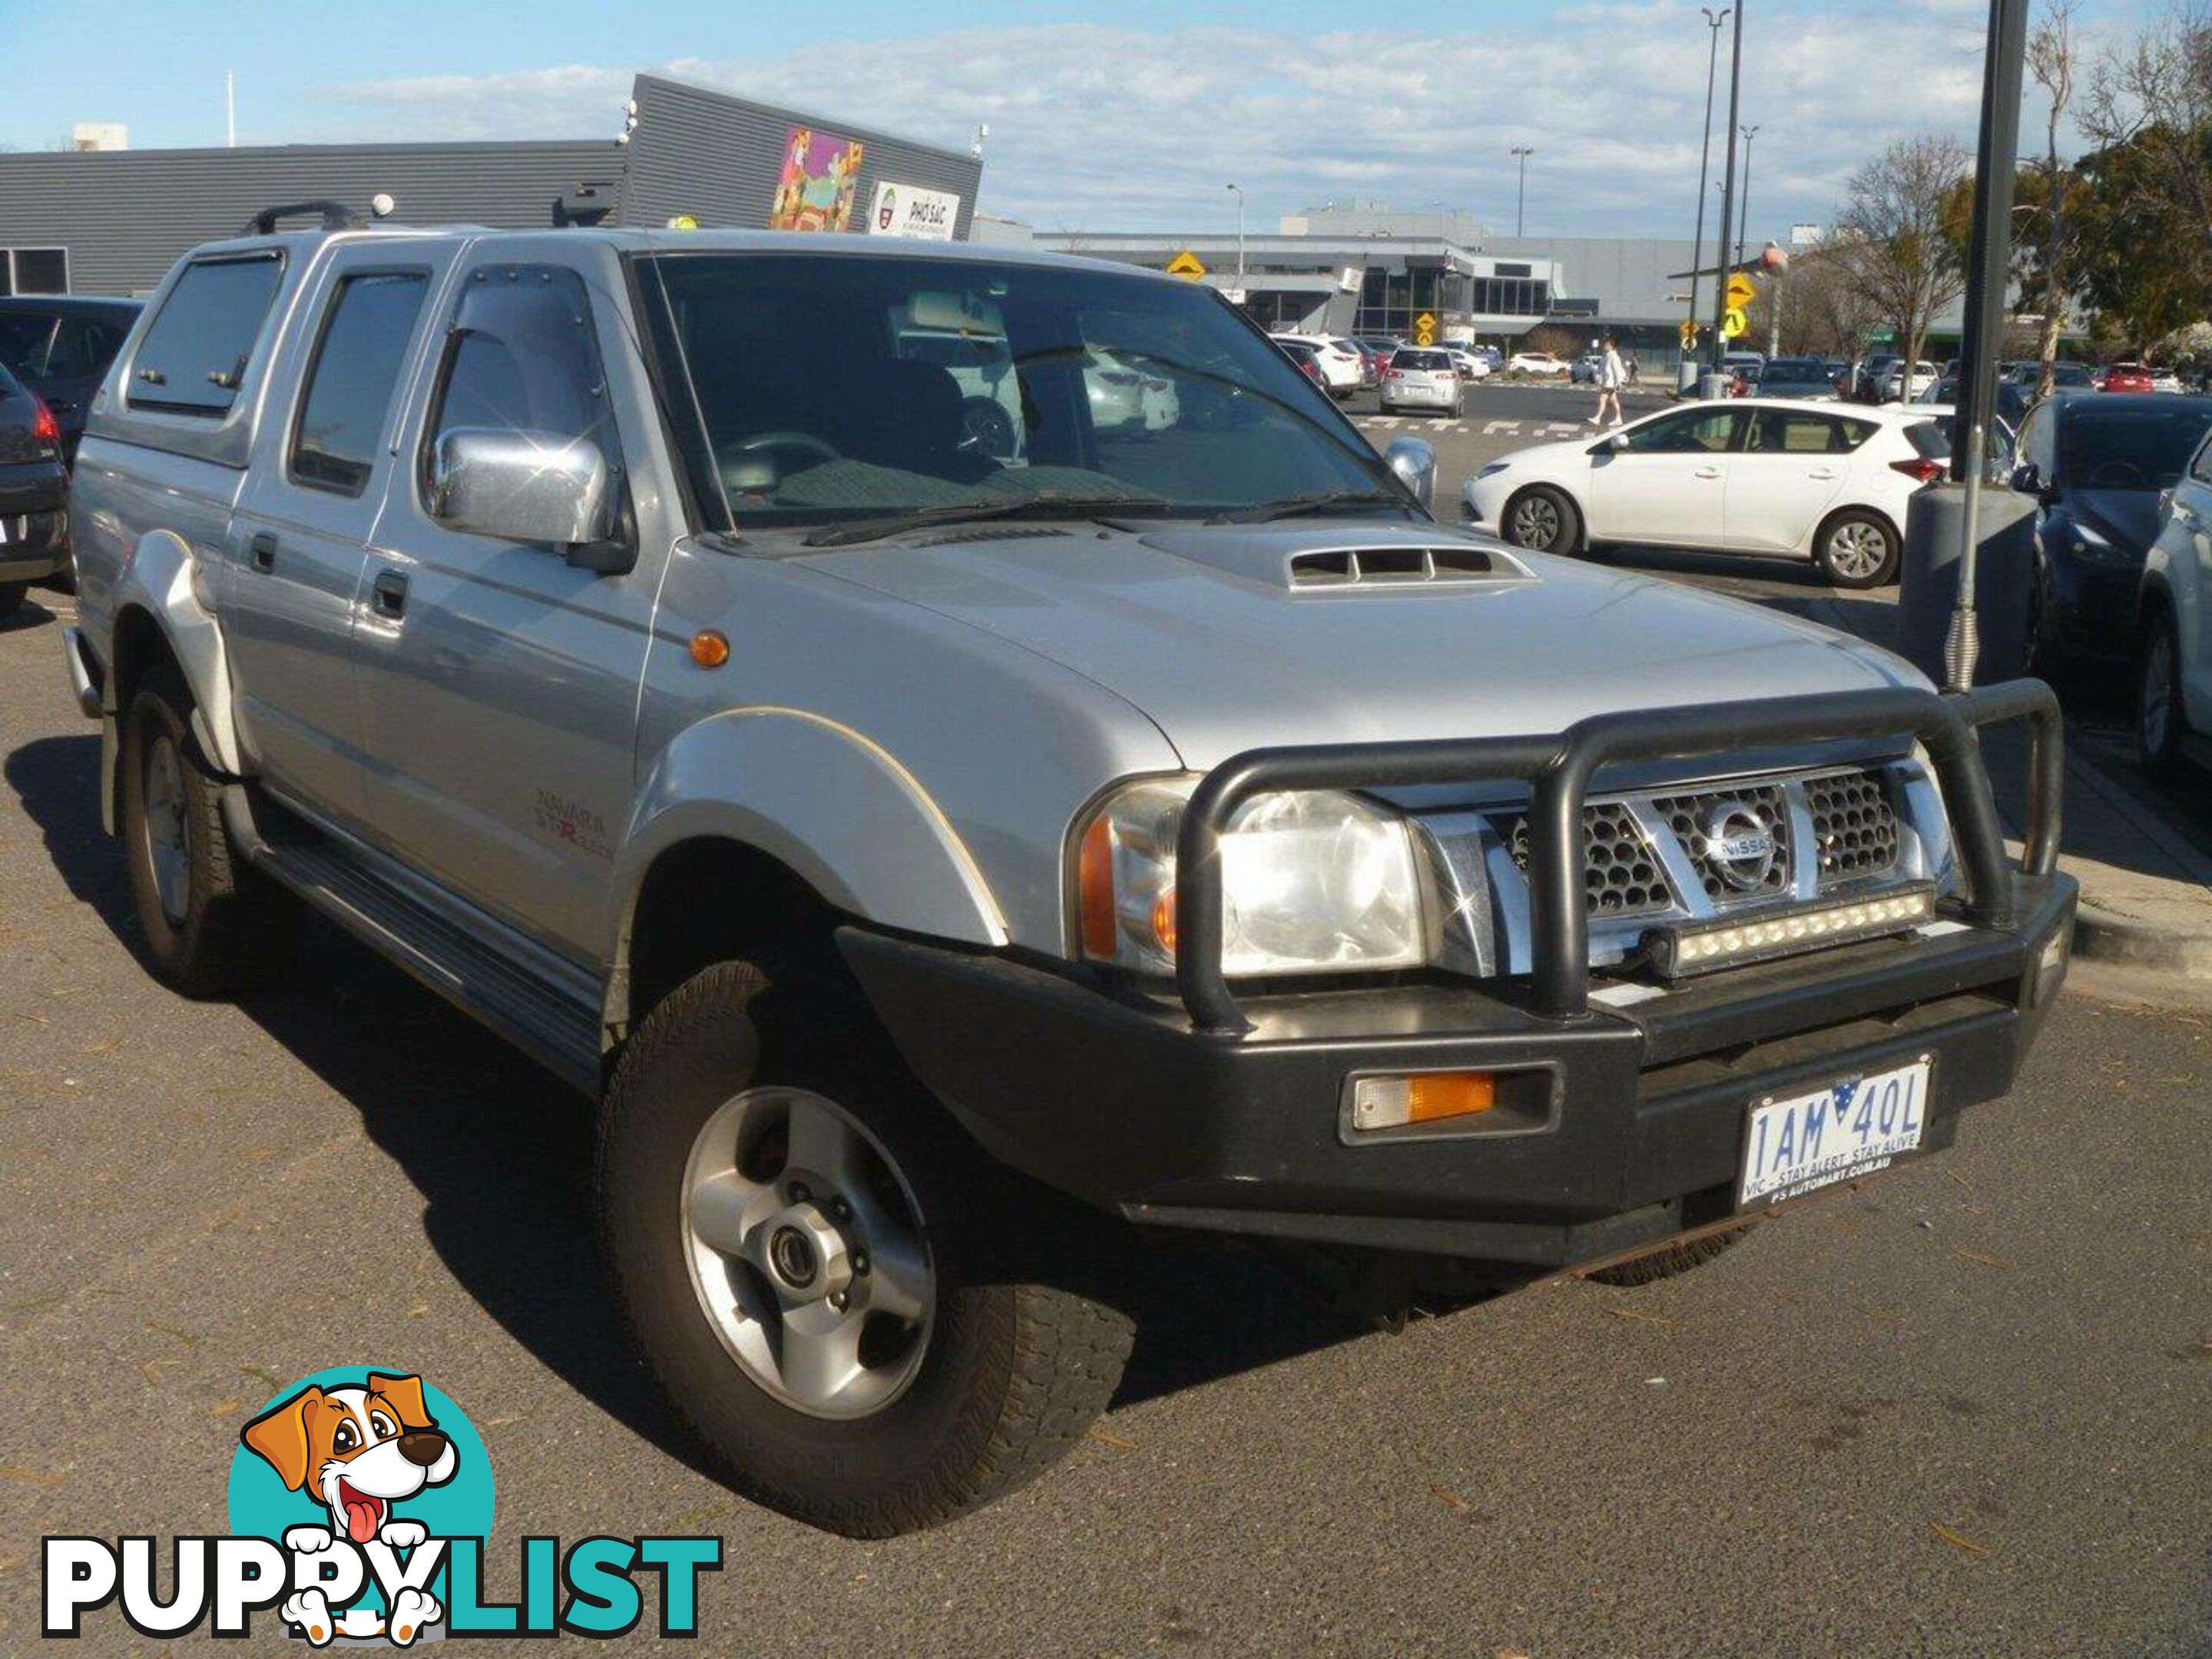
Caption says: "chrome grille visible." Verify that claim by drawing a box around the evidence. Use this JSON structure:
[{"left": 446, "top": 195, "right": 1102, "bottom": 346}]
[
  {"left": 1806, "top": 770, "right": 1902, "bottom": 889},
  {"left": 1652, "top": 783, "right": 1793, "bottom": 903},
  {"left": 1505, "top": 803, "right": 1670, "bottom": 917}
]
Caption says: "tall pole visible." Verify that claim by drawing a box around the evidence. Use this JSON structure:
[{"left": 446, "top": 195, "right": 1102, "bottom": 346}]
[
  {"left": 1511, "top": 146, "right": 1534, "bottom": 236},
  {"left": 1944, "top": 0, "right": 2031, "bottom": 690},
  {"left": 1688, "top": 8, "right": 1728, "bottom": 369},
  {"left": 1737, "top": 125, "right": 1759, "bottom": 265},
  {"left": 1225, "top": 183, "right": 1245, "bottom": 281},
  {"left": 226, "top": 71, "right": 236, "bottom": 148},
  {"left": 1708, "top": 2, "right": 1745, "bottom": 374}
]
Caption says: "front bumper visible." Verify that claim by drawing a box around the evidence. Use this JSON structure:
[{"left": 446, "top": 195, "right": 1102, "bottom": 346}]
[{"left": 845, "top": 681, "right": 2071, "bottom": 1269}]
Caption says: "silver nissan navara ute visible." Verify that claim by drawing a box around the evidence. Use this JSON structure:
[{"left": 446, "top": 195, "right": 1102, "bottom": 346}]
[{"left": 59, "top": 203, "right": 2075, "bottom": 1537}]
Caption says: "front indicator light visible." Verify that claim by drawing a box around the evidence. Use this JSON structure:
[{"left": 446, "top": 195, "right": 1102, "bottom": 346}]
[
  {"left": 1649, "top": 885, "right": 1936, "bottom": 978},
  {"left": 1351, "top": 1071, "right": 1496, "bottom": 1131}
]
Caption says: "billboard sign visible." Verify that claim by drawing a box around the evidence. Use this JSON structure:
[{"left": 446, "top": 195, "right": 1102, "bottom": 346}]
[
  {"left": 869, "top": 182, "right": 962, "bottom": 241},
  {"left": 769, "top": 125, "right": 867, "bottom": 233}
]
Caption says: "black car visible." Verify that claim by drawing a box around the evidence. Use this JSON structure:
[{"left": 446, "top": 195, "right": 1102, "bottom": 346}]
[
  {"left": 2013, "top": 392, "right": 2212, "bottom": 663},
  {"left": 0, "top": 294, "right": 141, "bottom": 465},
  {"left": 0, "top": 359, "right": 71, "bottom": 620}
]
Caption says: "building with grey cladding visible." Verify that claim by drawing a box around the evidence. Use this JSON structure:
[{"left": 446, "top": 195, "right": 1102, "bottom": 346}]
[{"left": 0, "top": 75, "right": 983, "bottom": 297}]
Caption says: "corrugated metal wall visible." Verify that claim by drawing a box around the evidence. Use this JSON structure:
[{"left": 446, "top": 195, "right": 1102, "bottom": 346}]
[
  {"left": 618, "top": 75, "right": 982, "bottom": 241},
  {"left": 0, "top": 141, "right": 618, "bottom": 296},
  {"left": 0, "top": 74, "right": 982, "bottom": 299}
]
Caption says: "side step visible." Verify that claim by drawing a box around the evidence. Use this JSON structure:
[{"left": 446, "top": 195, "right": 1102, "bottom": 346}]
[{"left": 244, "top": 808, "right": 605, "bottom": 1096}]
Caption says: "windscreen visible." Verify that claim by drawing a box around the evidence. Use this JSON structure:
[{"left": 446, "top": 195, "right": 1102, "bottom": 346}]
[
  {"left": 2061, "top": 403, "right": 2212, "bottom": 490},
  {"left": 637, "top": 251, "right": 1389, "bottom": 529}
]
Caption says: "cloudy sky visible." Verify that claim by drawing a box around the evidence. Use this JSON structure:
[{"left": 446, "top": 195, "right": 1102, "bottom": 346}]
[{"left": 2, "top": 0, "right": 2138, "bottom": 240}]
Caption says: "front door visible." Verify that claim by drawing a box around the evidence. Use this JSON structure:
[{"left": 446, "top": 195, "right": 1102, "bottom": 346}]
[
  {"left": 224, "top": 253, "right": 445, "bottom": 830},
  {"left": 351, "top": 257, "right": 658, "bottom": 960},
  {"left": 1585, "top": 406, "right": 1742, "bottom": 547},
  {"left": 1724, "top": 407, "right": 1863, "bottom": 554}
]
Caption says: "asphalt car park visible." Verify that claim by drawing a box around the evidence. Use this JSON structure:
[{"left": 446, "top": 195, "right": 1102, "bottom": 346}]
[{"left": 3, "top": 485, "right": 2209, "bottom": 1653}]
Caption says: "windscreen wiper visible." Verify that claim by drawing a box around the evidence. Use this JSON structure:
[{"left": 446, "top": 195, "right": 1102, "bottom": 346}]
[
  {"left": 801, "top": 490, "right": 1172, "bottom": 548},
  {"left": 1208, "top": 488, "right": 1411, "bottom": 525}
]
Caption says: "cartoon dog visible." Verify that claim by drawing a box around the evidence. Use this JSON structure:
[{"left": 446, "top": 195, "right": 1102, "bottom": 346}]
[{"left": 240, "top": 1373, "right": 456, "bottom": 1647}]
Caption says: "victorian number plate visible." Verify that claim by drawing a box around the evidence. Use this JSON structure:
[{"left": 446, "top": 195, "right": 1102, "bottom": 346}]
[{"left": 1738, "top": 1058, "right": 1931, "bottom": 1208}]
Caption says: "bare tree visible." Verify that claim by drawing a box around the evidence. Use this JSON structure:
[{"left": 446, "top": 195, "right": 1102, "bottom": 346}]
[
  {"left": 2027, "top": 0, "right": 2081, "bottom": 397},
  {"left": 1833, "top": 135, "right": 1971, "bottom": 388},
  {"left": 1747, "top": 244, "right": 1877, "bottom": 356}
]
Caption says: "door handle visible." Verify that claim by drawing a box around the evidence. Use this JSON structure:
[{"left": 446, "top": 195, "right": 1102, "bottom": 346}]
[
  {"left": 1694, "top": 466, "right": 1722, "bottom": 480},
  {"left": 249, "top": 531, "right": 277, "bottom": 572},
  {"left": 371, "top": 569, "right": 409, "bottom": 618},
  {"left": 1807, "top": 469, "right": 1840, "bottom": 480}
]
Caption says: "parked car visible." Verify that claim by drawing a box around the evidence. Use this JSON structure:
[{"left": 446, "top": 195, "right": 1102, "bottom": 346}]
[
  {"left": 2011, "top": 393, "right": 2212, "bottom": 665},
  {"left": 1570, "top": 351, "right": 1606, "bottom": 385},
  {"left": 1506, "top": 351, "right": 1571, "bottom": 376},
  {"left": 1879, "top": 361, "right": 1939, "bottom": 402},
  {"left": 1464, "top": 399, "right": 1952, "bottom": 587},
  {"left": 1084, "top": 348, "right": 1179, "bottom": 433},
  {"left": 1753, "top": 357, "right": 1839, "bottom": 401},
  {"left": 1915, "top": 375, "right": 2030, "bottom": 429},
  {"left": 2102, "top": 363, "right": 2155, "bottom": 395},
  {"left": 0, "top": 359, "right": 70, "bottom": 618},
  {"left": 1444, "top": 346, "right": 1492, "bottom": 381},
  {"left": 1353, "top": 335, "right": 1402, "bottom": 381},
  {"left": 1320, "top": 335, "right": 1379, "bottom": 390},
  {"left": 2139, "top": 418, "right": 2212, "bottom": 777},
  {"left": 63, "top": 212, "right": 2075, "bottom": 1537},
  {"left": 2151, "top": 368, "right": 2184, "bottom": 394},
  {"left": 1723, "top": 351, "right": 1765, "bottom": 383},
  {"left": 2004, "top": 360, "right": 2095, "bottom": 395},
  {"left": 1273, "top": 336, "right": 1327, "bottom": 387},
  {"left": 1380, "top": 346, "right": 1465, "bottom": 417},
  {"left": 1269, "top": 333, "right": 1362, "bottom": 397},
  {"left": 0, "top": 295, "right": 142, "bottom": 465}
]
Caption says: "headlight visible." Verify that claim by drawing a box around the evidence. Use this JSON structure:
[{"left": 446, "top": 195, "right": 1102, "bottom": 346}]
[
  {"left": 2068, "top": 522, "right": 2132, "bottom": 565},
  {"left": 1075, "top": 778, "right": 1429, "bottom": 976},
  {"left": 1475, "top": 462, "right": 1512, "bottom": 480}
]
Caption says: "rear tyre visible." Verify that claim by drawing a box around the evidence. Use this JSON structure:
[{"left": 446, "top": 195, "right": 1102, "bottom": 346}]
[
  {"left": 118, "top": 661, "right": 283, "bottom": 997},
  {"left": 1585, "top": 1230, "right": 1745, "bottom": 1286},
  {"left": 599, "top": 959, "right": 1135, "bottom": 1537},
  {"left": 1502, "top": 485, "right": 1581, "bottom": 555},
  {"left": 1813, "top": 509, "right": 1899, "bottom": 588},
  {"left": 2139, "top": 611, "right": 2191, "bottom": 782},
  {"left": 0, "top": 581, "right": 25, "bottom": 621}
]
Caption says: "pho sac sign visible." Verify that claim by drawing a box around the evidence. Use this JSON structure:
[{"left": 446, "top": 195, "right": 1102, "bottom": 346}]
[{"left": 869, "top": 183, "right": 962, "bottom": 242}]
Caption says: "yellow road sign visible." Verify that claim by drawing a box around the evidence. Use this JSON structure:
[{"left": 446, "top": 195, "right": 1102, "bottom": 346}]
[
  {"left": 1721, "top": 306, "right": 1750, "bottom": 340},
  {"left": 1679, "top": 320, "right": 1699, "bottom": 351},
  {"left": 1165, "top": 250, "right": 1207, "bottom": 278},
  {"left": 1413, "top": 311, "right": 1437, "bottom": 345},
  {"left": 1725, "top": 272, "right": 1758, "bottom": 310}
]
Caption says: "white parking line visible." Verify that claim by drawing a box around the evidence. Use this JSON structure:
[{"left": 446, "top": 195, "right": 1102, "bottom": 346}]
[{"left": 1482, "top": 419, "right": 1524, "bottom": 435}]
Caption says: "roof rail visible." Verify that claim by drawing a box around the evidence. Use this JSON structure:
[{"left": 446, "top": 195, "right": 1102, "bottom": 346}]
[{"left": 237, "top": 200, "right": 367, "bottom": 236}]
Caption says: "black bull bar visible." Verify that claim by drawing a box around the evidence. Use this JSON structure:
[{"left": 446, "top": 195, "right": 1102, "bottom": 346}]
[{"left": 1174, "top": 680, "right": 2063, "bottom": 1035}]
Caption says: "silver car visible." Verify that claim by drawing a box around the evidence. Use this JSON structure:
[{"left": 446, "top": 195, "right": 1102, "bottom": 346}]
[
  {"left": 1381, "top": 346, "right": 1465, "bottom": 416},
  {"left": 59, "top": 212, "right": 2076, "bottom": 1538}
]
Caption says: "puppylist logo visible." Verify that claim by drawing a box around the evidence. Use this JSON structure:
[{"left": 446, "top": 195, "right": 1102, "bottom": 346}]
[{"left": 43, "top": 1366, "right": 723, "bottom": 1643}]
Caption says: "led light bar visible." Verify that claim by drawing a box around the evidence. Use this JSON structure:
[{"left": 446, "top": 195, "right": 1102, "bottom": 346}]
[{"left": 1647, "top": 884, "right": 1938, "bottom": 979}]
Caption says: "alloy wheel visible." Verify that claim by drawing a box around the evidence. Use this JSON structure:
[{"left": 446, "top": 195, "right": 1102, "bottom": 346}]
[
  {"left": 1827, "top": 520, "right": 1889, "bottom": 582},
  {"left": 680, "top": 1086, "right": 935, "bottom": 1419},
  {"left": 141, "top": 733, "right": 192, "bottom": 925},
  {"left": 1509, "top": 494, "right": 1561, "bottom": 549},
  {"left": 2143, "top": 628, "right": 2176, "bottom": 758}
]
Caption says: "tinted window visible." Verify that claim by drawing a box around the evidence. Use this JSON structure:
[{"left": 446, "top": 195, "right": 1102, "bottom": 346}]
[
  {"left": 128, "top": 254, "right": 284, "bottom": 416},
  {"left": 44, "top": 316, "right": 129, "bottom": 379},
  {"left": 1621, "top": 408, "right": 1739, "bottom": 453},
  {"left": 426, "top": 264, "right": 613, "bottom": 462},
  {"left": 1747, "top": 409, "right": 1863, "bottom": 454},
  {"left": 1393, "top": 350, "right": 1452, "bottom": 370},
  {"left": 0, "top": 313, "right": 55, "bottom": 379},
  {"left": 290, "top": 271, "right": 430, "bottom": 496}
]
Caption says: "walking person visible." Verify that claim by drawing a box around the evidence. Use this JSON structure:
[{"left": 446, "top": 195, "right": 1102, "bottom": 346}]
[{"left": 1591, "top": 335, "right": 1627, "bottom": 426}]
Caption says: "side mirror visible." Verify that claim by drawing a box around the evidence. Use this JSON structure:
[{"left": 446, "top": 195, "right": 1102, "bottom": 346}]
[
  {"left": 429, "top": 427, "right": 624, "bottom": 565},
  {"left": 1384, "top": 435, "right": 1436, "bottom": 512},
  {"left": 1605, "top": 430, "right": 1631, "bottom": 452},
  {"left": 2008, "top": 462, "right": 2041, "bottom": 496}
]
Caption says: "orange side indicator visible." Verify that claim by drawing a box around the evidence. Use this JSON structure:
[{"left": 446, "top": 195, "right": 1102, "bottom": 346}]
[
  {"left": 690, "top": 629, "right": 731, "bottom": 668},
  {"left": 1406, "top": 1071, "right": 1496, "bottom": 1123}
]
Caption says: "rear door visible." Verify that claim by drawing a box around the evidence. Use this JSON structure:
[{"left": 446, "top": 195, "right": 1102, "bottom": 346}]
[
  {"left": 1724, "top": 407, "right": 1865, "bottom": 552},
  {"left": 224, "top": 247, "right": 448, "bottom": 830},
  {"left": 1585, "top": 406, "right": 1742, "bottom": 545}
]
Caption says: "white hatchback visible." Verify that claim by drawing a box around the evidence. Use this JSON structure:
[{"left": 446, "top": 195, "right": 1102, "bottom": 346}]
[
  {"left": 1269, "top": 333, "right": 1363, "bottom": 397},
  {"left": 1380, "top": 347, "right": 1465, "bottom": 417},
  {"left": 1462, "top": 399, "right": 1952, "bottom": 588}
]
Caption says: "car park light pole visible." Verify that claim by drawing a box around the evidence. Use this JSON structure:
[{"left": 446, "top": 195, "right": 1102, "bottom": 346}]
[
  {"left": 1510, "top": 146, "right": 1535, "bottom": 236},
  {"left": 1736, "top": 125, "right": 1759, "bottom": 265},
  {"left": 1708, "top": 2, "right": 1745, "bottom": 382},
  {"left": 1686, "top": 7, "right": 1730, "bottom": 388},
  {"left": 1225, "top": 183, "right": 1246, "bottom": 282}
]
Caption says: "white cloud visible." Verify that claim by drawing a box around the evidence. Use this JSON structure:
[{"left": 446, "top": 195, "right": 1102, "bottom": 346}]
[{"left": 316, "top": 4, "right": 2028, "bottom": 237}]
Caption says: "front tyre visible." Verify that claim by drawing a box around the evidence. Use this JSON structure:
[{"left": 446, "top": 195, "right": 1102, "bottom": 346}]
[
  {"left": 118, "top": 661, "right": 282, "bottom": 996},
  {"left": 1814, "top": 509, "right": 1899, "bottom": 588},
  {"left": 598, "top": 960, "right": 1135, "bottom": 1537},
  {"left": 2139, "top": 611, "right": 2192, "bottom": 782},
  {"left": 0, "top": 581, "right": 25, "bottom": 621},
  {"left": 1502, "top": 485, "right": 1581, "bottom": 555}
]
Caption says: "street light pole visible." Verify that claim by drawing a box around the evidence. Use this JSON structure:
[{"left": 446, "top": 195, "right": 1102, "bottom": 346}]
[
  {"left": 1708, "top": 2, "right": 1745, "bottom": 375},
  {"left": 1510, "top": 146, "right": 1535, "bottom": 236},
  {"left": 1687, "top": 7, "right": 1728, "bottom": 379},
  {"left": 1737, "top": 124, "right": 1759, "bottom": 265},
  {"left": 1224, "top": 183, "right": 1245, "bottom": 282}
]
